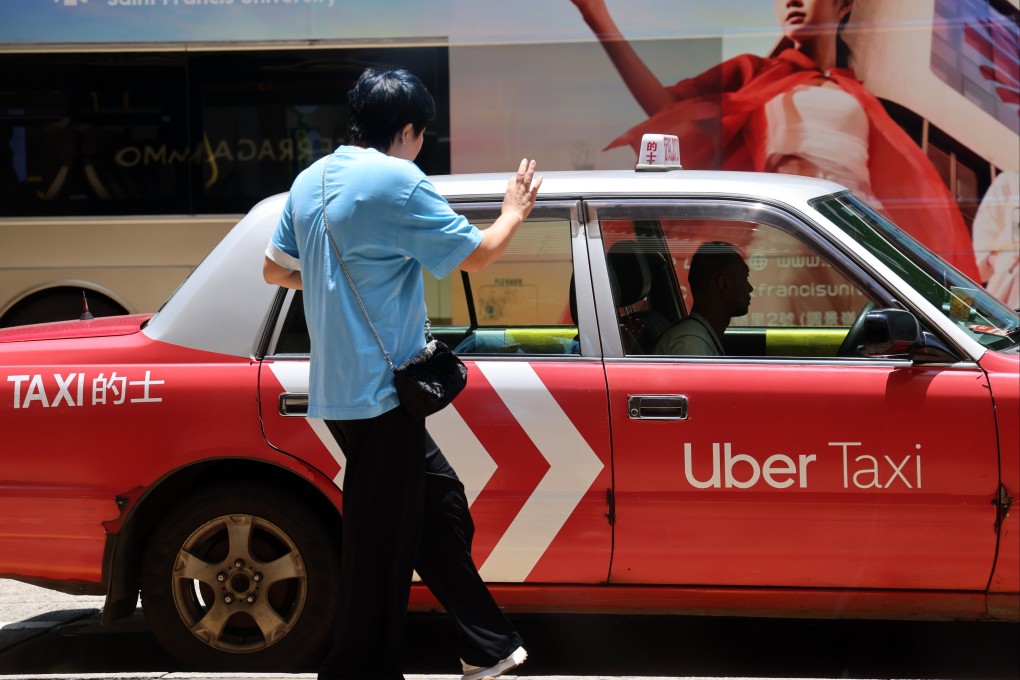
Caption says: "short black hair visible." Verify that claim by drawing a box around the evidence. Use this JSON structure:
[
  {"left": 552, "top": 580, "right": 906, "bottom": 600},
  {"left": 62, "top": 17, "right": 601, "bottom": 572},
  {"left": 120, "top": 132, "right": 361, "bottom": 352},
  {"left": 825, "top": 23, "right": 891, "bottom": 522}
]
[
  {"left": 688, "top": 241, "right": 744, "bottom": 296},
  {"left": 345, "top": 68, "right": 436, "bottom": 152}
]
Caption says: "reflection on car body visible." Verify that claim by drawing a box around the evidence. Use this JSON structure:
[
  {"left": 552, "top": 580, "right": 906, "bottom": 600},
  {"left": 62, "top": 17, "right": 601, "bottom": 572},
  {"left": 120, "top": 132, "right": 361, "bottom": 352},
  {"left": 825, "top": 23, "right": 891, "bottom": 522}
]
[{"left": 1, "top": 160, "right": 1018, "bottom": 670}]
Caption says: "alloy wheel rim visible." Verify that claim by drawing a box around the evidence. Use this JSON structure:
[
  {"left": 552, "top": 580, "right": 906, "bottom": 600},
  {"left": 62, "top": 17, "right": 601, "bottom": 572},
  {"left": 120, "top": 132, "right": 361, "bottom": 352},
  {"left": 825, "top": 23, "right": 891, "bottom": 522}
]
[{"left": 170, "top": 513, "right": 307, "bottom": 652}]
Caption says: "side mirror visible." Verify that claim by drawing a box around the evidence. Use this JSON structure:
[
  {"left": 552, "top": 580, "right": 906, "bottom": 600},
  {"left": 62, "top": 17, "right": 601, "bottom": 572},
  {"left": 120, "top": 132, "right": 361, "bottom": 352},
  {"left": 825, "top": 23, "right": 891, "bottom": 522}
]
[
  {"left": 863, "top": 309, "right": 957, "bottom": 363},
  {"left": 863, "top": 309, "right": 921, "bottom": 355}
]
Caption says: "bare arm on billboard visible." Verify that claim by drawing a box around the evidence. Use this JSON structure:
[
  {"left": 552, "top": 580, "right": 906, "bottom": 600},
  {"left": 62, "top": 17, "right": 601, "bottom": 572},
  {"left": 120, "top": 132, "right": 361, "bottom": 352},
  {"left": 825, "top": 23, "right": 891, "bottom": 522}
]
[{"left": 570, "top": 0, "right": 675, "bottom": 116}]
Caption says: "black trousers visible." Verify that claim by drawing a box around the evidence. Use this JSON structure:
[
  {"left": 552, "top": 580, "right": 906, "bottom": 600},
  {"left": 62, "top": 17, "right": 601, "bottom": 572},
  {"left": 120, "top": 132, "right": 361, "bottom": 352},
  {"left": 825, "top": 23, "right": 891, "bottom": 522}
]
[{"left": 319, "top": 406, "right": 523, "bottom": 679}]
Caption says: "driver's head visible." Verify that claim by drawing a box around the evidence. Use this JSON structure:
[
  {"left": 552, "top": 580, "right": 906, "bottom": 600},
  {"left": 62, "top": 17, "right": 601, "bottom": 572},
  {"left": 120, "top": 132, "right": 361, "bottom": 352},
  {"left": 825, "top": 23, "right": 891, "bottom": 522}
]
[{"left": 689, "top": 241, "right": 752, "bottom": 318}]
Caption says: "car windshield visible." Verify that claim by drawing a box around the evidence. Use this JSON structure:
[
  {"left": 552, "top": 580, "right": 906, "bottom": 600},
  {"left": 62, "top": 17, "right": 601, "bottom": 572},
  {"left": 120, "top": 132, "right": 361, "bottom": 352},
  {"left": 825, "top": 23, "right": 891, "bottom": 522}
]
[{"left": 811, "top": 192, "right": 1020, "bottom": 352}]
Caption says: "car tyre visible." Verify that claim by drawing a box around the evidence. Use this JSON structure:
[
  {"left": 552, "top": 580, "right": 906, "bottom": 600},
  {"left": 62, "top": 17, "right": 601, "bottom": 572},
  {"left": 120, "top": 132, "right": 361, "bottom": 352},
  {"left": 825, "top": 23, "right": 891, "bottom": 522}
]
[{"left": 139, "top": 483, "right": 340, "bottom": 671}]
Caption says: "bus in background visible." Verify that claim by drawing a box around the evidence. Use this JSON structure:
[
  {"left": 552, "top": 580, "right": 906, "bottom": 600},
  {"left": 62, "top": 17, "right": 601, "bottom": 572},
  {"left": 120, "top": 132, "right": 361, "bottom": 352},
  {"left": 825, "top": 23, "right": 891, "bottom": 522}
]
[
  {"left": 0, "top": 45, "right": 450, "bottom": 326},
  {"left": 0, "top": 215, "right": 237, "bottom": 326},
  {"left": 0, "top": 0, "right": 1016, "bottom": 327}
]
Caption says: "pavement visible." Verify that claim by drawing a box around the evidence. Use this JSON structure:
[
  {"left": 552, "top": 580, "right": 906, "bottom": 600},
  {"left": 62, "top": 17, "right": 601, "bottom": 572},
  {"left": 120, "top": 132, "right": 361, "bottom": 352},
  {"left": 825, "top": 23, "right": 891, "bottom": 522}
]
[
  {"left": 0, "top": 580, "right": 105, "bottom": 656},
  {"left": 0, "top": 581, "right": 731, "bottom": 680},
  {"left": 4, "top": 581, "right": 1019, "bottom": 679},
  {"left": 1, "top": 581, "right": 706, "bottom": 680}
]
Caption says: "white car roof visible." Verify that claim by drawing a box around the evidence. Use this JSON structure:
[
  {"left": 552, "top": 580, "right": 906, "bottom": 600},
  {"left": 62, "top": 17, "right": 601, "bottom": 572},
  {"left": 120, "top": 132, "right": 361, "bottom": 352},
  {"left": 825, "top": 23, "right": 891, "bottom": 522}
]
[
  {"left": 431, "top": 169, "right": 844, "bottom": 204},
  {"left": 143, "top": 170, "right": 847, "bottom": 358}
]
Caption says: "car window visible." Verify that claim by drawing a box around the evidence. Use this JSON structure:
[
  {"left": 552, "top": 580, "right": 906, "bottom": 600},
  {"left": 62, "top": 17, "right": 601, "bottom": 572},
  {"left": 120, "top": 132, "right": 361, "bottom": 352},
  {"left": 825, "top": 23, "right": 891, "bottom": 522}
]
[
  {"left": 266, "top": 206, "right": 580, "bottom": 358},
  {"left": 274, "top": 289, "right": 309, "bottom": 355},
  {"left": 813, "top": 192, "right": 1020, "bottom": 352},
  {"left": 594, "top": 202, "right": 880, "bottom": 359},
  {"left": 443, "top": 207, "right": 579, "bottom": 356}
]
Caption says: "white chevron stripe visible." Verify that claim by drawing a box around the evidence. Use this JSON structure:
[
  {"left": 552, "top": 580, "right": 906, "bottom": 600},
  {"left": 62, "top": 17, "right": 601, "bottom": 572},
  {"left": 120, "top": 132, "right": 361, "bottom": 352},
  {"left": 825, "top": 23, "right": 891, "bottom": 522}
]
[
  {"left": 427, "top": 405, "right": 497, "bottom": 507},
  {"left": 475, "top": 361, "right": 604, "bottom": 582},
  {"left": 266, "top": 362, "right": 497, "bottom": 497},
  {"left": 267, "top": 362, "right": 346, "bottom": 488},
  {"left": 267, "top": 360, "right": 598, "bottom": 584}
]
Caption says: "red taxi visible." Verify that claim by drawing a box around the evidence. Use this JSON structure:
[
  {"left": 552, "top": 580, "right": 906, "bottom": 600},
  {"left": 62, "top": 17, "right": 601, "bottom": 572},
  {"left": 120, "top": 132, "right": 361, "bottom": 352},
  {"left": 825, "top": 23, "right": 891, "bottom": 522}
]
[{"left": 1, "top": 153, "right": 1018, "bottom": 669}]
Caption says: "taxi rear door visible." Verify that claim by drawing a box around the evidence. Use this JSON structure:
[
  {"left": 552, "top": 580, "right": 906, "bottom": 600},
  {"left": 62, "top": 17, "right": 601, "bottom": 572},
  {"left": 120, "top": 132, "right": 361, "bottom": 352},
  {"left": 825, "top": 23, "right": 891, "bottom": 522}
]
[
  {"left": 258, "top": 202, "right": 613, "bottom": 585},
  {"left": 590, "top": 199, "right": 1000, "bottom": 593}
]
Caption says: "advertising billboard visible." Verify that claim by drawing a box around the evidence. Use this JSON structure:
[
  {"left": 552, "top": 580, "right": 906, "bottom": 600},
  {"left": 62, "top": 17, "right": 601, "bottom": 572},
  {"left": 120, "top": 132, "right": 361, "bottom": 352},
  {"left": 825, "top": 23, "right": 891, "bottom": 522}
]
[{"left": 2, "top": 0, "right": 1018, "bottom": 308}]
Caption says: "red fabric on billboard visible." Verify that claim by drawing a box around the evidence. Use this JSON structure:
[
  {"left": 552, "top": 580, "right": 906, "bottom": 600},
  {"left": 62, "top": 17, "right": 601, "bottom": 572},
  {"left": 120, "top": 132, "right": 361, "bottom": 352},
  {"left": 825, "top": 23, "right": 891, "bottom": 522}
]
[{"left": 607, "top": 49, "right": 981, "bottom": 280}]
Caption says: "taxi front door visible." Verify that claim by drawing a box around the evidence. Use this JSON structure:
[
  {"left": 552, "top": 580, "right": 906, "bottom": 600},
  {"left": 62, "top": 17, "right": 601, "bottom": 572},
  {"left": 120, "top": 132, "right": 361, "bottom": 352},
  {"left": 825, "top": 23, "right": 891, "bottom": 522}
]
[
  {"left": 605, "top": 359, "right": 999, "bottom": 591},
  {"left": 593, "top": 200, "right": 1001, "bottom": 593}
]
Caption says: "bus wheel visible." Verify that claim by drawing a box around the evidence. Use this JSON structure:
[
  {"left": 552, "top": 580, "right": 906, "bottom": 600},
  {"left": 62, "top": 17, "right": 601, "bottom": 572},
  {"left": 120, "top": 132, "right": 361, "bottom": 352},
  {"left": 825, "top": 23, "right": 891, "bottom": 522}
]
[
  {"left": 0, "top": 286, "right": 127, "bottom": 327},
  {"left": 139, "top": 484, "right": 340, "bottom": 671}
]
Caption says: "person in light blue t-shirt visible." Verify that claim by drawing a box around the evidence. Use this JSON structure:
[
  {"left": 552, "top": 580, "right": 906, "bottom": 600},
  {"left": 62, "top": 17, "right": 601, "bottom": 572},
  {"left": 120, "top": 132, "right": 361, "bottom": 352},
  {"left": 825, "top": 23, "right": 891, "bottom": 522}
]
[{"left": 264, "top": 68, "right": 540, "bottom": 680}]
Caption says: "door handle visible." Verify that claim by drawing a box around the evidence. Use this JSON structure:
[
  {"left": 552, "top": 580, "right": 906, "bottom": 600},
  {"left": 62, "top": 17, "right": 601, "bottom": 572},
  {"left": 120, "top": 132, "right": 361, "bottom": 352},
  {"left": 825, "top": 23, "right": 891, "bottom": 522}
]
[
  {"left": 627, "top": 395, "right": 688, "bottom": 420},
  {"left": 278, "top": 392, "right": 309, "bottom": 417}
]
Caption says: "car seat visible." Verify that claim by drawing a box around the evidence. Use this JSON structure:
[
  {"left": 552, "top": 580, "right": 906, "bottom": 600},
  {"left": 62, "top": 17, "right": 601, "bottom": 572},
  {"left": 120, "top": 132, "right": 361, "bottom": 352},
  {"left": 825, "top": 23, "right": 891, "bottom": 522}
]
[{"left": 606, "top": 240, "right": 673, "bottom": 353}]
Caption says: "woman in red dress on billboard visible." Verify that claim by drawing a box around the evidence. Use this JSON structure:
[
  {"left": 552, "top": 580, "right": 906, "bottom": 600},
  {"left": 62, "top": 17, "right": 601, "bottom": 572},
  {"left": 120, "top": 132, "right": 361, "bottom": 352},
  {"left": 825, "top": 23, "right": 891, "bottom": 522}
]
[{"left": 570, "top": 0, "right": 980, "bottom": 278}]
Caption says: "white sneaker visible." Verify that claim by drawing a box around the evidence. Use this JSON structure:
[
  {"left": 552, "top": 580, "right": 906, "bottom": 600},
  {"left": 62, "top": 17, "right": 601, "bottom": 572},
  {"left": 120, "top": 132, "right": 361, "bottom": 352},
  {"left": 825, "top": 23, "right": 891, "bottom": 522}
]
[{"left": 460, "top": 645, "right": 528, "bottom": 680}]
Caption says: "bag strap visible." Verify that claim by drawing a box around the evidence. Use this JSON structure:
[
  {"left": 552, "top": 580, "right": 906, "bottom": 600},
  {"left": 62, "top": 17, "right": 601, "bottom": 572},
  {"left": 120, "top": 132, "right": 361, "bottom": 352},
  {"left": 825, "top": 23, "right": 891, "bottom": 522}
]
[{"left": 321, "top": 157, "right": 398, "bottom": 372}]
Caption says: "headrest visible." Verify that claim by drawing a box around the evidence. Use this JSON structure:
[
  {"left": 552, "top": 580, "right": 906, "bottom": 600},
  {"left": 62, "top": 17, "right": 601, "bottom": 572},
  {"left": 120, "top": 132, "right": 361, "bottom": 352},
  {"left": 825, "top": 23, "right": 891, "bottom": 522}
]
[{"left": 607, "top": 240, "right": 651, "bottom": 308}]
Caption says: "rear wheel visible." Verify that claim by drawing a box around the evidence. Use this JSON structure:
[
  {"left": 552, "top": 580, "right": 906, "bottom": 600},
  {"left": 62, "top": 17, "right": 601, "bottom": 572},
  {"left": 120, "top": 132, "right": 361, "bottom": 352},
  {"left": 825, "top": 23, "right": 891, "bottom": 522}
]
[{"left": 140, "top": 484, "right": 340, "bottom": 670}]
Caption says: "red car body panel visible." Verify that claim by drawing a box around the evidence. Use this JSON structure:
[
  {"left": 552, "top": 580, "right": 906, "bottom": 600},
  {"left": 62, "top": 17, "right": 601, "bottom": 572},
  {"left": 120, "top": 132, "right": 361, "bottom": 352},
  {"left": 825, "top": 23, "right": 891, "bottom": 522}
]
[
  {"left": 424, "top": 584, "right": 994, "bottom": 621},
  {"left": 1, "top": 171, "right": 1017, "bottom": 639},
  {"left": 606, "top": 360, "right": 1000, "bottom": 590},
  {"left": 1, "top": 303, "right": 1017, "bottom": 619},
  {"left": 980, "top": 351, "right": 1020, "bottom": 603},
  {"left": 1, "top": 324, "right": 282, "bottom": 586}
]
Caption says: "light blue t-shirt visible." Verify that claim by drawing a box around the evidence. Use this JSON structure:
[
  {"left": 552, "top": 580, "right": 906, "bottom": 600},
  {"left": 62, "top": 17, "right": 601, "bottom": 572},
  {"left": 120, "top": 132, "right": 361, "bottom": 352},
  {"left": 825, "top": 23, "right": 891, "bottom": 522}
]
[{"left": 266, "top": 146, "right": 481, "bottom": 420}]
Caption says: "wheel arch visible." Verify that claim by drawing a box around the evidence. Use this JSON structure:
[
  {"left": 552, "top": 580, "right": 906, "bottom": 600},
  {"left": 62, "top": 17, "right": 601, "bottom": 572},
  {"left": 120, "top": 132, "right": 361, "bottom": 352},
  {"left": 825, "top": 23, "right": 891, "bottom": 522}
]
[
  {"left": 0, "top": 283, "right": 131, "bottom": 327},
  {"left": 101, "top": 457, "right": 342, "bottom": 624}
]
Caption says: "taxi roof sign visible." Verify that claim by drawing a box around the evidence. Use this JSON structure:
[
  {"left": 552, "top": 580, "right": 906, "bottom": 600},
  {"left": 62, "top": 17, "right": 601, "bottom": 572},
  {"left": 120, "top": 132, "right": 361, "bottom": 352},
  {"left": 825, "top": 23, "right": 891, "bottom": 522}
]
[{"left": 635, "top": 134, "right": 682, "bottom": 171}]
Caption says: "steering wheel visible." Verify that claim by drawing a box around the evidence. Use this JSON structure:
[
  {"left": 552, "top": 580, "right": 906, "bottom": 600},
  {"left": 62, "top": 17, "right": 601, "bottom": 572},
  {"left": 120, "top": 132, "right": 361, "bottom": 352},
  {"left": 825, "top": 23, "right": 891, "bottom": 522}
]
[{"left": 837, "top": 301, "right": 876, "bottom": 357}]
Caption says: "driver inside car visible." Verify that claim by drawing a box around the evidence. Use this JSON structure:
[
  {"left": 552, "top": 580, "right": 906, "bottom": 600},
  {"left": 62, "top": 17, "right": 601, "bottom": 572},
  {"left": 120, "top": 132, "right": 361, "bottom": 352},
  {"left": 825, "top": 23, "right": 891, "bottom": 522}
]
[{"left": 655, "top": 241, "right": 752, "bottom": 356}]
